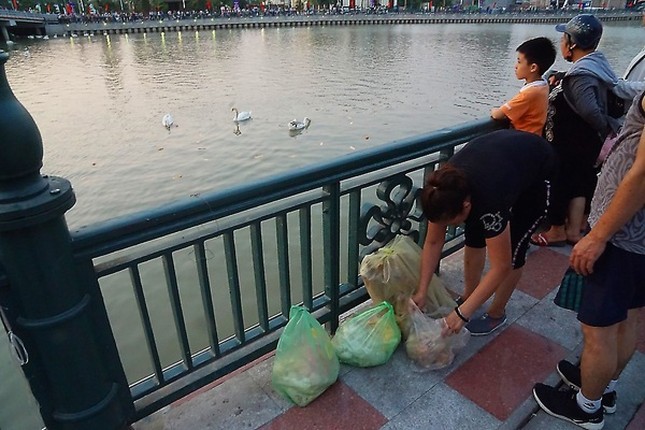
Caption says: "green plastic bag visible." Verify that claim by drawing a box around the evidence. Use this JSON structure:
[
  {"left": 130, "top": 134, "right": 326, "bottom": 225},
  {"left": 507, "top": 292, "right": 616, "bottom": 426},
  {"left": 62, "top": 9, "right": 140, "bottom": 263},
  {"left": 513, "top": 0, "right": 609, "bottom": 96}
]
[
  {"left": 271, "top": 306, "right": 339, "bottom": 407},
  {"left": 332, "top": 301, "right": 401, "bottom": 367}
]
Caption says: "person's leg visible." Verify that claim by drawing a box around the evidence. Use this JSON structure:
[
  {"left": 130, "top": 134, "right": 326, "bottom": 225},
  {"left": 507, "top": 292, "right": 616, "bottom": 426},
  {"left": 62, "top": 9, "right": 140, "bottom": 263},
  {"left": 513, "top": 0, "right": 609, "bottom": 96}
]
[
  {"left": 580, "top": 323, "right": 619, "bottom": 402},
  {"left": 577, "top": 244, "right": 644, "bottom": 404},
  {"left": 463, "top": 245, "right": 485, "bottom": 299},
  {"left": 486, "top": 267, "right": 523, "bottom": 318},
  {"left": 535, "top": 163, "right": 567, "bottom": 243},
  {"left": 614, "top": 308, "right": 639, "bottom": 379},
  {"left": 565, "top": 196, "right": 585, "bottom": 243}
]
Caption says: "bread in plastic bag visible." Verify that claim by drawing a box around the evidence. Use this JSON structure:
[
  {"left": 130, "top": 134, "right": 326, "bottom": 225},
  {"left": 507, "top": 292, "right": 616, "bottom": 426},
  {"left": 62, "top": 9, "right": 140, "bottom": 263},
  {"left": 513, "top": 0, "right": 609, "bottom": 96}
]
[
  {"left": 359, "top": 235, "right": 457, "bottom": 324},
  {"left": 271, "top": 306, "right": 339, "bottom": 406},
  {"left": 404, "top": 300, "right": 469, "bottom": 371},
  {"left": 332, "top": 301, "right": 401, "bottom": 367}
]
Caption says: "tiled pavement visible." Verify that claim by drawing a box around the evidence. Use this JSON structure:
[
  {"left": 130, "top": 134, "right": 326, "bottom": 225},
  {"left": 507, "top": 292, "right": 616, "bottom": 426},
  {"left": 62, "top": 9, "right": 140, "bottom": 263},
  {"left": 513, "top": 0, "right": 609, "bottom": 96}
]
[{"left": 132, "top": 246, "right": 645, "bottom": 430}]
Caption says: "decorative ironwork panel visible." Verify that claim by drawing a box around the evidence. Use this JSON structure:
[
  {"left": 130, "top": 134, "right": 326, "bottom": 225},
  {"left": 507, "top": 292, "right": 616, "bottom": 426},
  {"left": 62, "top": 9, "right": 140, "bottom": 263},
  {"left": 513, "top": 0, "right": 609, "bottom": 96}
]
[{"left": 358, "top": 174, "right": 425, "bottom": 257}]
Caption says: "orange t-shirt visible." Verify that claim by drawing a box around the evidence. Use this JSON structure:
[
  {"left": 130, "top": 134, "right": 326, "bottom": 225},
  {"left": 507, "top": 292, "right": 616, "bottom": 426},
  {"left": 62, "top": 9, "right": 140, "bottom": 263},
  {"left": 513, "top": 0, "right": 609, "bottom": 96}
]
[{"left": 499, "top": 80, "right": 549, "bottom": 136}]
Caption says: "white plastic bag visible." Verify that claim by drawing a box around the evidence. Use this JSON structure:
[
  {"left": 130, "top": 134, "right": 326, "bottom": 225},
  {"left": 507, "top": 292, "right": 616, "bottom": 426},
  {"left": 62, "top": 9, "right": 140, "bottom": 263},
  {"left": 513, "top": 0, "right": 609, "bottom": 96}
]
[{"left": 404, "top": 300, "right": 469, "bottom": 371}]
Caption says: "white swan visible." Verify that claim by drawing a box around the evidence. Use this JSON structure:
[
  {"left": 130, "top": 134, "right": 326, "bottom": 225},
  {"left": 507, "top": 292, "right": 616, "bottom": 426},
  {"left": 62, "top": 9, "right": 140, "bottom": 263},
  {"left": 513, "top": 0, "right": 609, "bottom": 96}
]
[
  {"left": 289, "top": 117, "right": 311, "bottom": 131},
  {"left": 162, "top": 113, "right": 174, "bottom": 130},
  {"left": 232, "top": 108, "right": 252, "bottom": 122}
]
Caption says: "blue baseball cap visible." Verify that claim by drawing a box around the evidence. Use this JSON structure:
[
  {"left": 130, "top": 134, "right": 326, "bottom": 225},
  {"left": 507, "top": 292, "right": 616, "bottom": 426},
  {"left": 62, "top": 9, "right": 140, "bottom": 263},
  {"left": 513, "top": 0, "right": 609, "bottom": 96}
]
[{"left": 555, "top": 14, "right": 603, "bottom": 50}]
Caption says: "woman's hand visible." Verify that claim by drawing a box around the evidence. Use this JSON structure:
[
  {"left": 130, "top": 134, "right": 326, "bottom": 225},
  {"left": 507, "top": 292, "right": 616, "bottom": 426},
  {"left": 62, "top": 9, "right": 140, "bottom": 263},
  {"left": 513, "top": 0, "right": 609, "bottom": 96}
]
[
  {"left": 411, "top": 290, "right": 426, "bottom": 311},
  {"left": 442, "top": 310, "right": 465, "bottom": 336}
]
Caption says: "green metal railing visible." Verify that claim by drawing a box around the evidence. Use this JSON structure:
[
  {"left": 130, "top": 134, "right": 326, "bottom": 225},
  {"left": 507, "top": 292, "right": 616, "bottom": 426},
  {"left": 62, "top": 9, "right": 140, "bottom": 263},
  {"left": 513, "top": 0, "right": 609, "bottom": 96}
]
[{"left": 69, "top": 118, "right": 501, "bottom": 421}]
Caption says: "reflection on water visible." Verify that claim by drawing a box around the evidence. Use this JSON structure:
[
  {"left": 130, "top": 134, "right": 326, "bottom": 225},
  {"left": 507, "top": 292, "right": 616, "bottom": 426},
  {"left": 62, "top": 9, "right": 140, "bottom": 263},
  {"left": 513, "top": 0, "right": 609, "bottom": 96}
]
[{"left": 1, "top": 22, "right": 643, "bottom": 430}]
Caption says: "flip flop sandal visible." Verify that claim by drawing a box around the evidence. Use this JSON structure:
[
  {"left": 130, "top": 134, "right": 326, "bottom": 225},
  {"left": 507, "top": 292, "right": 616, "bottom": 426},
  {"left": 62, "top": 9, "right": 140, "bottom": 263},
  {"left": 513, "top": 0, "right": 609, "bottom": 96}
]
[{"left": 530, "top": 232, "right": 566, "bottom": 247}]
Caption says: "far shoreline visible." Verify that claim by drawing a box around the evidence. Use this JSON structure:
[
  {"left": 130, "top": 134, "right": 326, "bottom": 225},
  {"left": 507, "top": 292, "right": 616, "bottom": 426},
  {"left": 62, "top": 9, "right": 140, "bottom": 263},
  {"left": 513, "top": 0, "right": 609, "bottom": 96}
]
[{"left": 49, "top": 10, "right": 643, "bottom": 37}]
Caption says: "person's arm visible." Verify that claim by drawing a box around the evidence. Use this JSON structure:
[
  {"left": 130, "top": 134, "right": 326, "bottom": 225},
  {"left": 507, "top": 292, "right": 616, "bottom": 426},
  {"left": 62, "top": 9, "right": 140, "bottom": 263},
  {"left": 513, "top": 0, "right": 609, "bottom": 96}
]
[
  {"left": 443, "top": 225, "right": 513, "bottom": 334},
  {"left": 412, "top": 221, "right": 446, "bottom": 310},
  {"left": 491, "top": 107, "right": 508, "bottom": 120},
  {"left": 566, "top": 75, "right": 611, "bottom": 136},
  {"left": 493, "top": 90, "right": 532, "bottom": 125},
  {"left": 613, "top": 79, "right": 645, "bottom": 100},
  {"left": 571, "top": 107, "right": 645, "bottom": 275}
]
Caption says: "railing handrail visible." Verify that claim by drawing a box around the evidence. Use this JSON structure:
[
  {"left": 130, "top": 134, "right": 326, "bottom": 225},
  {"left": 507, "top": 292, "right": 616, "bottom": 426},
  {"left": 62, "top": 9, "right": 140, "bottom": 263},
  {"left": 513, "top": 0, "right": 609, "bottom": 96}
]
[{"left": 71, "top": 118, "right": 499, "bottom": 258}]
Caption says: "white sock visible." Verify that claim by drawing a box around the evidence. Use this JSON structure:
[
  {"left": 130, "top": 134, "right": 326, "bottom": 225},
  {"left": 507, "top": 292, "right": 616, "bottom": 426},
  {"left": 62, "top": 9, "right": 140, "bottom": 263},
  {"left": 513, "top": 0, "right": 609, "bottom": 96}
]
[
  {"left": 576, "top": 391, "right": 601, "bottom": 414},
  {"left": 605, "top": 379, "right": 617, "bottom": 394}
]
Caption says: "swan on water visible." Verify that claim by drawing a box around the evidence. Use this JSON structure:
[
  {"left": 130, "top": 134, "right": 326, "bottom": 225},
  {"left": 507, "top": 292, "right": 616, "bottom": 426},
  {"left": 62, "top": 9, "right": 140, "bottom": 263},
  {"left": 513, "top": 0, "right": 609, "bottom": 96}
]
[
  {"left": 288, "top": 117, "right": 311, "bottom": 131},
  {"left": 232, "top": 108, "right": 252, "bottom": 122},
  {"left": 162, "top": 113, "right": 174, "bottom": 130}
]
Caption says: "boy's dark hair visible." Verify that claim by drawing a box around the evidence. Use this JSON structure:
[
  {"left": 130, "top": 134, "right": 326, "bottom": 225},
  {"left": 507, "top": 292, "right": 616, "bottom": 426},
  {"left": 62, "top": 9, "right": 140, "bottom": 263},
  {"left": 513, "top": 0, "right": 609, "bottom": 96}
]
[
  {"left": 516, "top": 37, "right": 557, "bottom": 75},
  {"left": 420, "top": 164, "right": 470, "bottom": 223}
]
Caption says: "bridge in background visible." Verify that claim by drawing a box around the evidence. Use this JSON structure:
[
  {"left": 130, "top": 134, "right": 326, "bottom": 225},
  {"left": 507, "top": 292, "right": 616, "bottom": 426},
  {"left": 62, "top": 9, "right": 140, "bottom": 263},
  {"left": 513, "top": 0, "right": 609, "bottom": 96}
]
[{"left": 0, "top": 10, "right": 57, "bottom": 42}]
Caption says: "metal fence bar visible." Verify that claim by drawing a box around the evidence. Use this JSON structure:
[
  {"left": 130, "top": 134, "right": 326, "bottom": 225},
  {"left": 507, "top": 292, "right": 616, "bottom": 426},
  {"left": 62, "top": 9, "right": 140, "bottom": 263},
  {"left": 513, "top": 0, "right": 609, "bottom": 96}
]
[
  {"left": 129, "top": 265, "right": 164, "bottom": 384},
  {"left": 162, "top": 253, "right": 192, "bottom": 370},
  {"left": 223, "top": 231, "right": 245, "bottom": 344},
  {"left": 299, "top": 207, "right": 313, "bottom": 309},
  {"left": 194, "top": 241, "right": 220, "bottom": 356},
  {"left": 323, "top": 183, "right": 341, "bottom": 332},
  {"left": 347, "top": 190, "right": 361, "bottom": 289},
  {"left": 250, "top": 222, "right": 269, "bottom": 332},
  {"left": 276, "top": 214, "right": 291, "bottom": 316}
]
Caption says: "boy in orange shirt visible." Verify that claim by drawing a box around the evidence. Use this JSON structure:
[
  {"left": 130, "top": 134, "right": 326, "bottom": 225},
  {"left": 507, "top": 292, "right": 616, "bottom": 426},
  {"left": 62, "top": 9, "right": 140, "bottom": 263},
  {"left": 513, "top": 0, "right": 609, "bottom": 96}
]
[{"left": 491, "top": 37, "right": 556, "bottom": 135}]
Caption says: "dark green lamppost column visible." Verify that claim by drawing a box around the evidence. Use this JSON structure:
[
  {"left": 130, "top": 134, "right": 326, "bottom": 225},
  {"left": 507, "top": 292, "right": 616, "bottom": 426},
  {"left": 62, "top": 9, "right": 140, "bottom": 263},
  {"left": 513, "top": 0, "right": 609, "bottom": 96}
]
[{"left": 0, "top": 51, "right": 133, "bottom": 429}]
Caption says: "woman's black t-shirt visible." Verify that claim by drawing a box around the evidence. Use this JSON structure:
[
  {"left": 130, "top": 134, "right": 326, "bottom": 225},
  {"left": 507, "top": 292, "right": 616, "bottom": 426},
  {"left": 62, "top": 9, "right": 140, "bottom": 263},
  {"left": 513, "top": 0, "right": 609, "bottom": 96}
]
[{"left": 448, "top": 129, "right": 555, "bottom": 239}]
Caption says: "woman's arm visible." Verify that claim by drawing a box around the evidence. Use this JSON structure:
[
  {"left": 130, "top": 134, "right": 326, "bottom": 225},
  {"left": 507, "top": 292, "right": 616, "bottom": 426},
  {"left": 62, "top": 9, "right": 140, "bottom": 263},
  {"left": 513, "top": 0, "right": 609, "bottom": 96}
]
[{"left": 412, "top": 221, "right": 446, "bottom": 309}]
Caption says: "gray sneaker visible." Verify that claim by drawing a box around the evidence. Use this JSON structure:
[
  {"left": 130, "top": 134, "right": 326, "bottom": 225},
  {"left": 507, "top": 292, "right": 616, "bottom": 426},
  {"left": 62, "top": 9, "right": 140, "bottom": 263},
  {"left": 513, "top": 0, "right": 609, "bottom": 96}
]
[{"left": 465, "top": 313, "right": 507, "bottom": 336}]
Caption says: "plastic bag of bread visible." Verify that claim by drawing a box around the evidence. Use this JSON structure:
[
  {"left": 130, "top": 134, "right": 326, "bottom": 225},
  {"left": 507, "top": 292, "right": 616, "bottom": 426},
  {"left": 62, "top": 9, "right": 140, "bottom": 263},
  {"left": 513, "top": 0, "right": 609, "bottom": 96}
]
[
  {"left": 272, "top": 306, "right": 340, "bottom": 406},
  {"left": 332, "top": 301, "right": 401, "bottom": 367},
  {"left": 404, "top": 300, "right": 469, "bottom": 371}
]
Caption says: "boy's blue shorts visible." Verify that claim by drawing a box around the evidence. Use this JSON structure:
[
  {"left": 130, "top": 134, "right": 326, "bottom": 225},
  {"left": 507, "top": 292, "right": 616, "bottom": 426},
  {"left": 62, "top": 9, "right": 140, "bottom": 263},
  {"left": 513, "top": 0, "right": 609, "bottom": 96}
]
[{"left": 578, "top": 242, "right": 645, "bottom": 327}]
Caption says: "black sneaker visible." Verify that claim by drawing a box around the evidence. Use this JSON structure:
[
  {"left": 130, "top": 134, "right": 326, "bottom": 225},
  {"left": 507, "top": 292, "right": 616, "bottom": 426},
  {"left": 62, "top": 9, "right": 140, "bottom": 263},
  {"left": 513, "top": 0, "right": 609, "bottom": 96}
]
[
  {"left": 533, "top": 383, "right": 604, "bottom": 430},
  {"left": 557, "top": 360, "right": 617, "bottom": 414}
]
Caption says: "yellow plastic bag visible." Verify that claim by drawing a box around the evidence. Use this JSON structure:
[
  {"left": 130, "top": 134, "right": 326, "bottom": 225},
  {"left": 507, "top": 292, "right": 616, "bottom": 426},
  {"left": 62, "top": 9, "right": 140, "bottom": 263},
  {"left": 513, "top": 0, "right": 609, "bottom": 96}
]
[
  {"left": 359, "top": 235, "right": 456, "bottom": 321},
  {"left": 332, "top": 301, "right": 401, "bottom": 367},
  {"left": 271, "top": 306, "right": 340, "bottom": 406},
  {"left": 405, "top": 300, "right": 469, "bottom": 371}
]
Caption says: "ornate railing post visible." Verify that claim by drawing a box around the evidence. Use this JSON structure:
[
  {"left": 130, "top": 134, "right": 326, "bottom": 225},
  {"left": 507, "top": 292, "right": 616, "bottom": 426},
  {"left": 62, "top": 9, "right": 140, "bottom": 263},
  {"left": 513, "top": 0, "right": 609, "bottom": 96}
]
[{"left": 0, "top": 50, "right": 133, "bottom": 429}]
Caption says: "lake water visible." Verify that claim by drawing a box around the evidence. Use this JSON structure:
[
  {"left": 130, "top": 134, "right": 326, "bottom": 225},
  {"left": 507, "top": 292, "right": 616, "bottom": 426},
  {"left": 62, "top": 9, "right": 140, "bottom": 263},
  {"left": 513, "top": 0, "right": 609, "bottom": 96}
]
[{"left": 1, "top": 21, "right": 643, "bottom": 430}]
